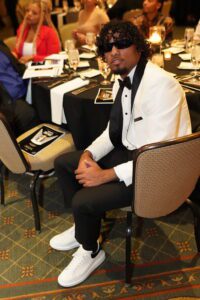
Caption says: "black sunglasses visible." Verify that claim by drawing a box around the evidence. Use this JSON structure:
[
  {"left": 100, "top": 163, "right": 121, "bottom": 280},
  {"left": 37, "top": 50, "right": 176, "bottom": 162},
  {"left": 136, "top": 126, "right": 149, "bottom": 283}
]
[{"left": 101, "top": 39, "right": 133, "bottom": 53}]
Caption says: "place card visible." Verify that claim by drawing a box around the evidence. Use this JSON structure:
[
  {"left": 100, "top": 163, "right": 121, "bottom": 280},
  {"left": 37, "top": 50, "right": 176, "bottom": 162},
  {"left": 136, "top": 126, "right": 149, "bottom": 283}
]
[{"left": 94, "top": 88, "right": 113, "bottom": 104}]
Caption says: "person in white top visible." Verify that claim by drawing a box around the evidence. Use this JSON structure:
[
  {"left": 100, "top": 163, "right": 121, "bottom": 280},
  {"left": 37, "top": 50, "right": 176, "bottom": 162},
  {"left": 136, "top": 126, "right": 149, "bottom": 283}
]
[
  {"left": 49, "top": 21, "right": 192, "bottom": 288},
  {"left": 72, "top": 0, "right": 109, "bottom": 45}
]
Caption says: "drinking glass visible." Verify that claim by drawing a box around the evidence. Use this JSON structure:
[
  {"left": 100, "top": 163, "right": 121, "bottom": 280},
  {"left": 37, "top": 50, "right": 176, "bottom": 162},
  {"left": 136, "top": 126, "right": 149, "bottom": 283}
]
[
  {"left": 157, "top": 25, "right": 166, "bottom": 48},
  {"left": 184, "top": 27, "right": 194, "bottom": 53},
  {"left": 149, "top": 26, "right": 162, "bottom": 45},
  {"left": 64, "top": 39, "right": 75, "bottom": 54},
  {"left": 97, "top": 57, "right": 111, "bottom": 85},
  {"left": 85, "top": 32, "right": 96, "bottom": 50},
  {"left": 68, "top": 49, "right": 80, "bottom": 76},
  {"left": 190, "top": 44, "right": 200, "bottom": 79}
]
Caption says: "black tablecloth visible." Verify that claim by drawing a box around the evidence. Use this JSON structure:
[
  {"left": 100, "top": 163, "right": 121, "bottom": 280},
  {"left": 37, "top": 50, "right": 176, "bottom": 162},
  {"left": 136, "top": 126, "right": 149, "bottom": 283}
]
[{"left": 32, "top": 54, "right": 200, "bottom": 150}]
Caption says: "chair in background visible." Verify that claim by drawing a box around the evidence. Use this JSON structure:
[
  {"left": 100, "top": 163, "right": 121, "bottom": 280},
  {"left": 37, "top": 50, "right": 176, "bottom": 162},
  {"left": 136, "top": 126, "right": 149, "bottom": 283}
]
[
  {"left": 0, "top": 112, "right": 75, "bottom": 232},
  {"left": 122, "top": 9, "right": 142, "bottom": 22},
  {"left": 59, "top": 22, "right": 78, "bottom": 48},
  {"left": 161, "top": 0, "right": 172, "bottom": 17},
  {"left": 65, "top": 10, "right": 79, "bottom": 23},
  {"left": 3, "top": 36, "right": 17, "bottom": 51},
  {"left": 124, "top": 132, "right": 200, "bottom": 285}
]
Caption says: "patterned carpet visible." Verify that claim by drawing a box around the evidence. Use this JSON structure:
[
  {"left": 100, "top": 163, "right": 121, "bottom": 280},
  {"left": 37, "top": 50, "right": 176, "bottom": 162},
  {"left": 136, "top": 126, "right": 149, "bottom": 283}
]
[{"left": 1, "top": 173, "right": 200, "bottom": 299}]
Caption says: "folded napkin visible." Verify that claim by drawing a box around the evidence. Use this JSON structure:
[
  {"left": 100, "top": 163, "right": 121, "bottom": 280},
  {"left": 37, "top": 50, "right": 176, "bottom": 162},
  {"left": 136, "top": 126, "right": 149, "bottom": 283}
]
[
  {"left": 170, "top": 39, "right": 185, "bottom": 48},
  {"left": 163, "top": 47, "right": 184, "bottom": 54},
  {"left": 82, "top": 44, "right": 97, "bottom": 52},
  {"left": 50, "top": 77, "right": 89, "bottom": 124},
  {"left": 46, "top": 53, "right": 67, "bottom": 60},
  {"left": 79, "top": 52, "right": 96, "bottom": 59},
  {"left": 78, "top": 68, "right": 101, "bottom": 78},
  {"left": 178, "top": 53, "right": 191, "bottom": 61},
  {"left": 177, "top": 62, "right": 200, "bottom": 70}
]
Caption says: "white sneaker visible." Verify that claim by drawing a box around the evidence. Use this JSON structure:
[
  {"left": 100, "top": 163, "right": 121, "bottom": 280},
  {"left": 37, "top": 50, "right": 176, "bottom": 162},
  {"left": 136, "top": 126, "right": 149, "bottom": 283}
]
[
  {"left": 58, "top": 245, "right": 106, "bottom": 287},
  {"left": 49, "top": 225, "right": 80, "bottom": 251}
]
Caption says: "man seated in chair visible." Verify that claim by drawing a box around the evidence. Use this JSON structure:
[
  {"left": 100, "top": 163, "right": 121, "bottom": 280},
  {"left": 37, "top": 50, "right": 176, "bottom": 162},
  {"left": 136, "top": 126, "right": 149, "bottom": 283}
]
[
  {"left": 49, "top": 21, "right": 191, "bottom": 287},
  {"left": 132, "top": 0, "right": 173, "bottom": 40},
  {"left": 0, "top": 40, "right": 39, "bottom": 137}
]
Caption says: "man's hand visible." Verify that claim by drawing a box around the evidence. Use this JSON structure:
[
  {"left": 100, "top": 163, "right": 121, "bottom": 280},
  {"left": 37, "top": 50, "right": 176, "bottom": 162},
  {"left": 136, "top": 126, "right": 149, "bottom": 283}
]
[{"left": 75, "top": 151, "right": 117, "bottom": 187}]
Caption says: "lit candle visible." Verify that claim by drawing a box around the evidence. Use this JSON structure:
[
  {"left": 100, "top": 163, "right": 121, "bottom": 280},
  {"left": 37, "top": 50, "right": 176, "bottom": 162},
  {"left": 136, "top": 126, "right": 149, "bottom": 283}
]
[
  {"left": 149, "top": 32, "right": 162, "bottom": 44},
  {"left": 164, "top": 50, "right": 172, "bottom": 60}
]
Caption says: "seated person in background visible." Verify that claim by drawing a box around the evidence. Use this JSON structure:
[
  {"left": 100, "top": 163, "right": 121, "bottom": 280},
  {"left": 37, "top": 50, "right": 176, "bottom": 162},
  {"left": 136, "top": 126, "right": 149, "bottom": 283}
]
[
  {"left": 49, "top": 21, "right": 191, "bottom": 287},
  {"left": 0, "top": 40, "right": 39, "bottom": 137},
  {"left": 133, "top": 0, "right": 173, "bottom": 40},
  {"left": 72, "top": 0, "right": 109, "bottom": 45},
  {"left": 194, "top": 19, "right": 200, "bottom": 41},
  {"left": 13, "top": 0, "right": 61, "bottom": 64},
  {"left": 107, "top": 0, "right": 143, "bottom": 20}
]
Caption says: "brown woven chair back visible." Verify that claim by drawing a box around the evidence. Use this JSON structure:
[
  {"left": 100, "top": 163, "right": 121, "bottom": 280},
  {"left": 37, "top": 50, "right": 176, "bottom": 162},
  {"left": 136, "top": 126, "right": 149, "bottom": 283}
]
[
  {"left": 0, "top": 113, "right": 28, "bottom": 174},
  {"left": 133, "top": 132, "right": 200, "bottom": 218}
]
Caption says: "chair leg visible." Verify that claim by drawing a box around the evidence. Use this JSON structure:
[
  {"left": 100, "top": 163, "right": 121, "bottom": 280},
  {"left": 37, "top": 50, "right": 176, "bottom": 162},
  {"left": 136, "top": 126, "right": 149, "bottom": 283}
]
[
  {"left": 186, "top": 198, "right": 200, "bottom": 252},
  {"left": 30, "top": 171, "right": 41, "bottom": 232},
  {"left": 0, "top": 162, "right": 5, "bottom": 206},
  {"left": 37, "top": 178, "right": 44, "bottom": 207},
  {"left": 125, "top": 211, "right": 133, "bottom": 285}
]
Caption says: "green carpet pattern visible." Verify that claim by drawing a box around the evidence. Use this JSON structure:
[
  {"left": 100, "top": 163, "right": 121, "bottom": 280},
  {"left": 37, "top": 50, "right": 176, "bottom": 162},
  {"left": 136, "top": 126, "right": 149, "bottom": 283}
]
[{"left": 1, "top": 173, "right": 200, "bottom": 299}]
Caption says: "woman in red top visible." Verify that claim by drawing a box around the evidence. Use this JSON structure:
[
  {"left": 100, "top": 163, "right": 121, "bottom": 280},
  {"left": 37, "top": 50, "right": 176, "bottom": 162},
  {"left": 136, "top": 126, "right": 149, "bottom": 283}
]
[{"left": 13, "top": 0, "right": 60, "bottom": 63}]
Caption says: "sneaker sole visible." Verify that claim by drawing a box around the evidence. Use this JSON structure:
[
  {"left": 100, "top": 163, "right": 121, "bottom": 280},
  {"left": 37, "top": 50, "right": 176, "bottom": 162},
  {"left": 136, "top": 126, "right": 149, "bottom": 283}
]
[
  {"left": 49, "top": 240, "right": 80, "bottom": 251},
  {"left": 58, "top": 250, "right": 106, "bottom": 287}
]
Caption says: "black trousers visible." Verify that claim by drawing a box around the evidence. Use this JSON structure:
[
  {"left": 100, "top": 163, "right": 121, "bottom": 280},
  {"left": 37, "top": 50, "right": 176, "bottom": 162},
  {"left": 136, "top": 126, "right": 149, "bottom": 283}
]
[{"left": 54, "top": 147, "right": 135, "bottom": 251}]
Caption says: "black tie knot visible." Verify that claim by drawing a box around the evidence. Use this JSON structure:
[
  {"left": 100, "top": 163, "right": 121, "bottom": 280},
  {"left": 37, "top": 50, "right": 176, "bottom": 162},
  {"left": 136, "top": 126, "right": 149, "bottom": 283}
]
[{"left": 118, "top": 77, "right": 132, "bottom": 90}]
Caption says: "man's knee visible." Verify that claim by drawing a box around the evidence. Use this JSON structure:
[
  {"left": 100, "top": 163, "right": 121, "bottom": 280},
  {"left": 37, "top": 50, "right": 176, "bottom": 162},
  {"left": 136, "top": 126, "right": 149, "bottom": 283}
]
[{"left": 54, "top": 150, "right": 83, "bottom": 173}]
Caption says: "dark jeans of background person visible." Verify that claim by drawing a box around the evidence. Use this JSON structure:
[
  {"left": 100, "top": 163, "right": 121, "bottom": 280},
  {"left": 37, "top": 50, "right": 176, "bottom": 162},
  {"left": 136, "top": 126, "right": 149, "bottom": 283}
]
[
  {"left": 5, "top": 0, "right": 19, "bottom": 34},
  {"left": 54, "top": 148, "right": 135, "bottom": 251}
]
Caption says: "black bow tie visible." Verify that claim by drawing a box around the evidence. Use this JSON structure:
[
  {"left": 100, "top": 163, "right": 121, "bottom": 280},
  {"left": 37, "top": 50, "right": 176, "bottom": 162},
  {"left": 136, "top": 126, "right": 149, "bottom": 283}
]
[{"left": 118, "top": 77, "right": 132, "bottom": 90}]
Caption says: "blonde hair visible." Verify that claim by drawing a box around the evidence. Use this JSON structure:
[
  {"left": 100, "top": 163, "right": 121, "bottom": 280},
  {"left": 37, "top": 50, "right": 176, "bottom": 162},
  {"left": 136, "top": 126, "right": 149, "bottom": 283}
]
[{"left": 16, "top": 0, "right": 58, "bottom": 55}]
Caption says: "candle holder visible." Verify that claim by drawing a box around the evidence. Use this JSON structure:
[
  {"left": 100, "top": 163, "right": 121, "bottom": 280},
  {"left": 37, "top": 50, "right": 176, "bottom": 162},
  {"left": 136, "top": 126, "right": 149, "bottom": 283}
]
[
  {"left": 149, "top": 26, "right": 163, "bottom": 54},
  {"left": 164, "top": 50, "right": 172, "bottom": 61}
]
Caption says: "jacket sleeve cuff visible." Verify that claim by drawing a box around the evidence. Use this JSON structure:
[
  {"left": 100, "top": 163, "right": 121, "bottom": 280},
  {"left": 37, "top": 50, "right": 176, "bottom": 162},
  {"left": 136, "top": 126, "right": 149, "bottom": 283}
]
[{"left": 114, "top": 161, "right": 133, "bottom": 186}]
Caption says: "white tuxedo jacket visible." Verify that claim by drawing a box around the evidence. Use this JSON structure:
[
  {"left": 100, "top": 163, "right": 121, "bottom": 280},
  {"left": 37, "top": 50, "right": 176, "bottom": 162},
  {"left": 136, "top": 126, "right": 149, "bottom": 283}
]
[{"left": 87, "top": 61, "right": 192, "bottom": 186}]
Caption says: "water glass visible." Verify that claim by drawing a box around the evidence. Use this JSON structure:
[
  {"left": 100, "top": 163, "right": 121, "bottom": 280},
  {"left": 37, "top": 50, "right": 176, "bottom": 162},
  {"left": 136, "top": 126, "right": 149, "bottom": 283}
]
[
  {"left": 85, "top": 32, "right": 96, "bottom": 49},
  {"left": 190, "top": 44, "right": 200, "bottom": 79},
  {"left": 64, "top": 39, "right": 75, "bottom": 54},
  {"left": 68, "top": 49, "right": 80, "bottom": 75},
  {"left": 184, "top": 27, "right": 194, "bottom": 53}
]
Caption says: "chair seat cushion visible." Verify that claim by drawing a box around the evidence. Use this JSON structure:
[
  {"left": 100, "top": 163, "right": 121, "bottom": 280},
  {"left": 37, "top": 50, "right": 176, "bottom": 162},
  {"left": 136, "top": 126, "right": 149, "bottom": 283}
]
[{"left": 17, "top": 124, "right": 75, "bottom": 171}]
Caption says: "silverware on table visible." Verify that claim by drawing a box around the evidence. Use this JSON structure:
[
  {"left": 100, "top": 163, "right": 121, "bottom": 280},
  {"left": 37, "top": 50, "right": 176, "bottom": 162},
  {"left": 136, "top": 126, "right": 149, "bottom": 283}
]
[{"left": 72, "top": 82, "right": 98, "bottom": 95}]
